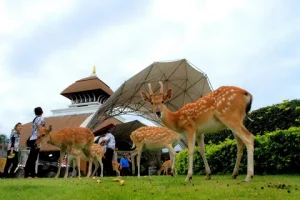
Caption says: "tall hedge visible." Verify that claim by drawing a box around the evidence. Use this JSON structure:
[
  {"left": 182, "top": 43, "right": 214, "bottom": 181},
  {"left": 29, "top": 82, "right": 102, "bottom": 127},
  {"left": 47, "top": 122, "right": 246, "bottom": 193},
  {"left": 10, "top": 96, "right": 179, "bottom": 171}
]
[
  {"left": 175, "top": 127, "right": 300, "bottom": 175},
  {"left": 205, "top": 99, "right": 300, "bottom": 144}
]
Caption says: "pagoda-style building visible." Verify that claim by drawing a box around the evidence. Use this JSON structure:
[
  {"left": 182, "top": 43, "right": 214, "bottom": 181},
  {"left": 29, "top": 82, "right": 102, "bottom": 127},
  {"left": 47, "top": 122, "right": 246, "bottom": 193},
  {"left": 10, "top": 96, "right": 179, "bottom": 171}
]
[
  {"left": 19, "top": 66, "right": 123, "bottom": 175},
  {"left": 52, "top": 66, "right": 114, "bottom": 117}
]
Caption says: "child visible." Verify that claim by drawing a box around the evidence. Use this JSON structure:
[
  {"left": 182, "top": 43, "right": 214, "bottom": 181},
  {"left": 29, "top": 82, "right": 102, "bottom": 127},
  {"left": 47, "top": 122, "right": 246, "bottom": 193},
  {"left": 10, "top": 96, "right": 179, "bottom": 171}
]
[{"left": 120, "top": 153, "right": 131, "bottom": 176}]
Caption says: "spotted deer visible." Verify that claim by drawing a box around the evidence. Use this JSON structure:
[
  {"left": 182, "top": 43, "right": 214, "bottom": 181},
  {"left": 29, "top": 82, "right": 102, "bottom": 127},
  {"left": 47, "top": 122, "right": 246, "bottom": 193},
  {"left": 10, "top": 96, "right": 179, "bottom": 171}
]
[
  {"left": 130, "top": 126, "right": 180, "bottom": 177},
  {"left": 112, "top": 160, "right": 121, "bottom": 176},
  {"left": 141, "top": 81, "right": 254, "bottom": 182},
  {"left": 157, "top": 160, "right": 173, "bottom": 176},
  {"left": 36, "top": 125, "right": 94, "bottom": 178},
  {"left": 70, "top": 143, "right": 106, "bottom": 178}
]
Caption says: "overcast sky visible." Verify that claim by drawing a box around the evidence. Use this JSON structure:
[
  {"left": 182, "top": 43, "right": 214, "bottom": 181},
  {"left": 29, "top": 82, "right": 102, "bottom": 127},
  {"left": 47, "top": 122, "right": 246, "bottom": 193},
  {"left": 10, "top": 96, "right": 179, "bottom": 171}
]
[{"left": 0, "top": 0, "right": 299, "bottom": 137}]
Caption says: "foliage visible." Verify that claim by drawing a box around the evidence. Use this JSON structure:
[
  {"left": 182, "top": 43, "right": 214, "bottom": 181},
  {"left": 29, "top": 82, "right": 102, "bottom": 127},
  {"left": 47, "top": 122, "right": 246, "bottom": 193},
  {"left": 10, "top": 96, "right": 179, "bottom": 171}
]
[
  {"left": 205, "top": 99, "right": 300, "bottom": 144},
  {"left": 0, "top": 134, "right": 8, "bottom": 144},
  {"left": 176, "top": 127, "right": 300, "bottom": 175}
]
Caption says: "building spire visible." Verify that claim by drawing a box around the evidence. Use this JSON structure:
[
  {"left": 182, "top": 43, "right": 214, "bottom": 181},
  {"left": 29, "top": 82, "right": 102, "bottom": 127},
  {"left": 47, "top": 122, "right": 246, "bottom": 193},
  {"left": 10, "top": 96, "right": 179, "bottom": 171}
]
[{"left": 92, "top": 65, "right": 96, "bottom": 75}]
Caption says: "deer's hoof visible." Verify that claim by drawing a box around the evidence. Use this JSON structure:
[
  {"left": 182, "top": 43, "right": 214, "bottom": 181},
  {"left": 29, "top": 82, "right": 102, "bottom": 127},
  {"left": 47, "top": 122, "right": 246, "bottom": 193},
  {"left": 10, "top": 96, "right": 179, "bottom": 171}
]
[
  {"left": 205, "top": 173, "right": 211, "bottom": 180},
  {"left": 232, "top": 174, "right": 238, "bottom": 179},
  {"left": 185, "top": 176, "right": 192, "bottom": 182}
]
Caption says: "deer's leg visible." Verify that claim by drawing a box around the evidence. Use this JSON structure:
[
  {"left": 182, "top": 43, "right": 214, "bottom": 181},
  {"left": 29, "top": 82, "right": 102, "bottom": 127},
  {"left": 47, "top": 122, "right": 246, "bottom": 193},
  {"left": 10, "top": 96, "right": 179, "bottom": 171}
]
[
  {"left": 83, "top": 145, "right": 93, "bottom": 178},
  {"left": 165, "top": 144, "right": 176, "bottom": 176},
  {"left": 71, "top": 157, "right": 76, "bottom": 177},
  {"left": 130, "top": 150, "right": 137, "bottom": 176},
  {"left": 76, "top": 156, "right": 81, "bottom": 178},
  {"left": 86, "top": 156, "right": 93, "bottom": 178},
  {"left": 185, "top": 130, "right": 196, "bottom": 182},
  {"left": 232, "top": 134, "right": 245, "bottom": 179},
  {"left": 56, "top": 151, "right": 64, "bottom": 178},
  {"left": 92, "top": 159, "right": 99, "bottom": 177},
  {"left": 114, "top": 163, "right": 120, "bottom": 177},
  {"left": 136, "top": 145, "right": 143, "bottom": 178},
  {"left": 64, "top": 152, "right": 70, "bottom": 178},
  {"left": 100, "top": 159, "right": 104, "bottom": 177},
  {"left": 218, "top": 116, "right": 254, "bottom": 182},
  {"left": 196, "top": 134, "right": 211, "bottom": 180},
  {"left": 239, "top": 126, "right": 254, "bottom": 182}
]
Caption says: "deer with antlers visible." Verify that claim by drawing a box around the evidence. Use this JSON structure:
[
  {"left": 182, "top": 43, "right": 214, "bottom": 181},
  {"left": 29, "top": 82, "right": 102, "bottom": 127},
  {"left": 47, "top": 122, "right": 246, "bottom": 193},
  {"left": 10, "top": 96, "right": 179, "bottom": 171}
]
[
  {"left": 157, "top": 160, "right": 173, "bottom": 176},
  {"left": 141, "top": 81, "right": 254, "bottom": 182},
  {"left": 130, "top": 126, "right": 180, "bottom": 177},
  {"left": 36, "top": 125, "right": 94, "bottom": 178}
]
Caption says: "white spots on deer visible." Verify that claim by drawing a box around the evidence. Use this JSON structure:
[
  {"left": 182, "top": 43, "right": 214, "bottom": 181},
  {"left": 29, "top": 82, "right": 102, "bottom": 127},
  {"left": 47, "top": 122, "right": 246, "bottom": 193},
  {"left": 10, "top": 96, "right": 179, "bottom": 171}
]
[
  {"left": 222, "top": 107, "right": 230, "bottom": 113},
  {"left": 130, "top": 126, "right": 179, "bottom": 177}
]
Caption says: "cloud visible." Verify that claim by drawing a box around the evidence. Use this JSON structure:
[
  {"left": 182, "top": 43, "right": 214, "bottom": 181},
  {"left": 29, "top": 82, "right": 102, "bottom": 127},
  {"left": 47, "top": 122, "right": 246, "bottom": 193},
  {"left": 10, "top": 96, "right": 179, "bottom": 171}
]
[{"left": 0, "top": 0, "right": 299, "bottom": 137}]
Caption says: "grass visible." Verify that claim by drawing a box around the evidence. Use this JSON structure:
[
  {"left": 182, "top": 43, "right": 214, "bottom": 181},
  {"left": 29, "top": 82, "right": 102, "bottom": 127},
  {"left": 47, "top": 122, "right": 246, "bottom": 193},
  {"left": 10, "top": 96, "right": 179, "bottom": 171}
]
[{"left": 0, "top": 175, "right": 299, "bottom": 200}]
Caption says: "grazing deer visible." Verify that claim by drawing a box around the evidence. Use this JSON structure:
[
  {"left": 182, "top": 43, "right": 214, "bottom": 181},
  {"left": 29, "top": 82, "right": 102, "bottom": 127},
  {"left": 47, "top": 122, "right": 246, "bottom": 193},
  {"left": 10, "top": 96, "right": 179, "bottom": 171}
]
[
  {"left": 70, "top": 144, "right": 106, "bottom": 178},
  {"left": 130, "top": 126, "right": 180, "bottom": 177},
  {"left": 112, "top": 160, "right": 121, "bottom": 176},
  {"left": 157, "top": 160, "right": 173, "bottom": 176},
  {"left": 70, "top": 149, "right": 121, "bottom": 177},
  {"left": 36, "top": 125, "right": 94, "bottom": 178},
  {"left": 141, "top": 81, "right": 254, "bottom": 182}
]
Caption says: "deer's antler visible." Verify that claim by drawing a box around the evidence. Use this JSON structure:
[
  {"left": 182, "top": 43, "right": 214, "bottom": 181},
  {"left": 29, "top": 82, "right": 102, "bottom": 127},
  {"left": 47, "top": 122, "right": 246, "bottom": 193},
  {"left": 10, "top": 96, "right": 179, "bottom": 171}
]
[
  {"left": 159, "top": 81, "right": 164, "bottom": 94},
  {"left": 148, "top": 83, "right": 154, "bottom": 95}
]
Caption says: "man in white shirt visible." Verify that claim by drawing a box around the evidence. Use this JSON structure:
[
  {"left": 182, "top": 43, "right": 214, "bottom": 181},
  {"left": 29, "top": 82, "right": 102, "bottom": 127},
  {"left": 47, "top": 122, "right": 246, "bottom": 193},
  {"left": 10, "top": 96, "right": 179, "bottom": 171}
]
[{"left": 99, "top": 131, "right": 116, "bottom": 176}]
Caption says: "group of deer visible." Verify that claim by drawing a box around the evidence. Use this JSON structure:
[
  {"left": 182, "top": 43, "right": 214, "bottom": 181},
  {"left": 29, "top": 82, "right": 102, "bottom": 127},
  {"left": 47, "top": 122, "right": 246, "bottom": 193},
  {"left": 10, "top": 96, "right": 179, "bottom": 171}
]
[
  {"left": 35, "top": 125, "right": 121, "bottom": 178},
  {"left": 36, "top": 81, "right": 254, "bottom": 182}
]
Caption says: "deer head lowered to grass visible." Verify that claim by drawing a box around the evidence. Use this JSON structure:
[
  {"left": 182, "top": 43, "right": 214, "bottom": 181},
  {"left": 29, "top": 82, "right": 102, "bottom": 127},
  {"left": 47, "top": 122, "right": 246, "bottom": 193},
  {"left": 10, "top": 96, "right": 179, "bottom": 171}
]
[
  {"left": 130, "top": 126, "right": 180, "bottom": 177},
  {"left": 36, "top": 125, "right": 94, "bottom": 178},
  {"left": 70, "top": 143, "right": 106, "bottom": 178},
  {"left": 141, "top": 81, "right": 254, "bottom": 182},
  {"left": 157, "top": 160, "right": 173, "bottom": 176},
  {"left": 70, "top": 148, "right": 121, "bottom": 178}
]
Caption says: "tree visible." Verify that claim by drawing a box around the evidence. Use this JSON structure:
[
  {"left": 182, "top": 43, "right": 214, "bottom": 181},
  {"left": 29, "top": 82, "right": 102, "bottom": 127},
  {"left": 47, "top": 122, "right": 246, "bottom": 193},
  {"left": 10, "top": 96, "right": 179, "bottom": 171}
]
[{"left": 0, "top": 134, "right": 8, "bottom": 144}]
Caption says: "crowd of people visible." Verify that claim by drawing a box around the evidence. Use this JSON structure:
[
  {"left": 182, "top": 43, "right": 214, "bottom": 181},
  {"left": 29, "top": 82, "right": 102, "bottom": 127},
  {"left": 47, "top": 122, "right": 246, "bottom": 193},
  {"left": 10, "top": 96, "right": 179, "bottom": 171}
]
[{"left": 1, "top": 106, "right": 133, "bottom": 178}]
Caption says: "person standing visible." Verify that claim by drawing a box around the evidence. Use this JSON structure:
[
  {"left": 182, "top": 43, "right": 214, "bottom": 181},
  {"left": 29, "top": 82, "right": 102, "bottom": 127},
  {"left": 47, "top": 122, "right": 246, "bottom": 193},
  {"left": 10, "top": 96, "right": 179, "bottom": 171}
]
[
  {"left": 120, "top": 153, "right": 131, "bottom": 177},
  {"left": 100, "top": 131, "right": 115, "bottom": 176},
  {"left": 3, "top": 123, "right": 22, "bottom": 178},
  {"left": 25, "top": 107, "right": 45, "bottom": 178}
]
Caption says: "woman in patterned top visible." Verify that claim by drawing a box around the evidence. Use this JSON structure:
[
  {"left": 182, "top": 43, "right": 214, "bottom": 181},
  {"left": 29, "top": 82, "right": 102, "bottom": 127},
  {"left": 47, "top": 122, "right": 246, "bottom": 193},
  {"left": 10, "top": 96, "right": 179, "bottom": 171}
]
[
  {"left": 25, "top": 107, "right": 45, "bottom": 178},
  {"left": 3, "top": 122, "right": 22, "bottom": 178}
]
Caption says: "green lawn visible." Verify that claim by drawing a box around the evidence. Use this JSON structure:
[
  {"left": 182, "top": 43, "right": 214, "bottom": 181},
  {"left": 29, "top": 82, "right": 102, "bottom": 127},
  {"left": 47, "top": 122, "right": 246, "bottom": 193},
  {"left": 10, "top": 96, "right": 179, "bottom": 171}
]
[{"left": 0, "top": 175, "right": 299, "bottom": 200}]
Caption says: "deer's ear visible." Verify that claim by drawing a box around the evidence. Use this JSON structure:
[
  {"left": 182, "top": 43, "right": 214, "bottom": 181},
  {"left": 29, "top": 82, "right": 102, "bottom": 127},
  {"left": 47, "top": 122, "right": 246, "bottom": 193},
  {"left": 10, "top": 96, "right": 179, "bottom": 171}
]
[
  {"left": 164, "top": 89, "right": 173, "bottom": 102},
  {"left": 37, "top": 124, "right": 44, "bottom": 133},
  {"left": 48, "top": 125, "right": 52, "bottom": 132},
  {"left": 140, "top": 92, "right": 151, "bottom": 103}
]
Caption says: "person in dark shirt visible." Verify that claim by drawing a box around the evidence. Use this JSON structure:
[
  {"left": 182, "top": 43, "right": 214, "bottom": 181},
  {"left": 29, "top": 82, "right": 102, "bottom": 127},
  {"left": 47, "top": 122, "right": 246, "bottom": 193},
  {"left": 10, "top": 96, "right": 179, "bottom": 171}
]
[{"left": 3, "top": 122, "right": 22, "bottom": 178}]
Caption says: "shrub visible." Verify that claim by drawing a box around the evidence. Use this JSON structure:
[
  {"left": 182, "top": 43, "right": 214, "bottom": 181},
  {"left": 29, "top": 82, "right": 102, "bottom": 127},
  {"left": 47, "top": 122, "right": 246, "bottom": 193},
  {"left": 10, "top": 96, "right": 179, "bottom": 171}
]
[
  {"left": 205, "top": 99, "right": 300, "bottom": 144},
  {"left": 176, "top": 127, "right": 300, "bottom": 175}
]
